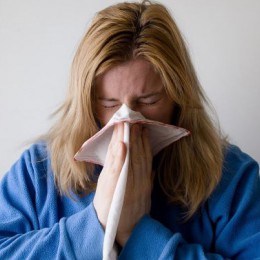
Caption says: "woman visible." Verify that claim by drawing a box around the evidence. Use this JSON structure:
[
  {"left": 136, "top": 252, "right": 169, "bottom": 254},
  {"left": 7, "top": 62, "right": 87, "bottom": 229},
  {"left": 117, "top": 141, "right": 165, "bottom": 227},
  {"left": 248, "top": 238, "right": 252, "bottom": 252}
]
[{"left": 0, "top": 1, "right": 259, "bottom": 259}]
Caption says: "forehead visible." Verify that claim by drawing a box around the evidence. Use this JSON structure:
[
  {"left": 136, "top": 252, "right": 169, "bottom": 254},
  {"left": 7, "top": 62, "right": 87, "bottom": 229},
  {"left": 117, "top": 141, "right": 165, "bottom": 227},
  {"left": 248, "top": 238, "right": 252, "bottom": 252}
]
[{"left": 95, "top": 59, "right": 163, "bottom": 96}]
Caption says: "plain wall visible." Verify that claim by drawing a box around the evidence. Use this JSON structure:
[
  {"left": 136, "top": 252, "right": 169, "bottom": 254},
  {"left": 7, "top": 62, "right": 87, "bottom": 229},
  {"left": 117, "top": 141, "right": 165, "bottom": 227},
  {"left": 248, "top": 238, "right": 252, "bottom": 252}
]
[{"left": 0, "top": 0, "right": 259, "bottom": 177}]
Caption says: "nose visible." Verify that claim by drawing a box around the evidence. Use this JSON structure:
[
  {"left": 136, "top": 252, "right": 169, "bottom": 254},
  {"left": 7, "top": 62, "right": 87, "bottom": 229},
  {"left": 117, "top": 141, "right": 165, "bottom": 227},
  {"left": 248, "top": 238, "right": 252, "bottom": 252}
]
[
  {"left": 123, "top": 100, "right": 137, "bottom": 111},
  {"left": 123, "top": 101, "right": 147, "bottom": 118}
]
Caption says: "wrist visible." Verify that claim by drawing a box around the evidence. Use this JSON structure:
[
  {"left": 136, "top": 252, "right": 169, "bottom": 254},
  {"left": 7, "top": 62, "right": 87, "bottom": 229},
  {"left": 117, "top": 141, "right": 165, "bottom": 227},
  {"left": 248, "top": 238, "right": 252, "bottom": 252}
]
[{"left": 116, "top": 232, "right": 130, "bottom": 247}]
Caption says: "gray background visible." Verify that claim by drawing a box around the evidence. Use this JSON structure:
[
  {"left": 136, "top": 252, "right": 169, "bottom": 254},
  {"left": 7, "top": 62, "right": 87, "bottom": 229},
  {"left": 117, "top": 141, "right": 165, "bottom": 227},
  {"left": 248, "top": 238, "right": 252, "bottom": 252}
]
[{"left": 1, "top": 0, "right": 259, "bottom": 176}]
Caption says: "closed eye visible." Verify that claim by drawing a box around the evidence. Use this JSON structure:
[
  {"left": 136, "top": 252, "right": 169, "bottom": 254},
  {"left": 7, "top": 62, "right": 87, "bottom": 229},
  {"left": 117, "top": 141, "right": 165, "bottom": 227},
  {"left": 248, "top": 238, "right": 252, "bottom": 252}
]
[
  {"left": 139, "top": 101, "right": 158, "bottom": 106},
  {"left": 103, "top": 104, "right": 120, "bottom": 109},
  {"left": 97, "top": 98, "right": 120, "bottom": 109},
  {"left": 137, "top": 92, "right": 163, "bottom": 106},
  {"left": 138, "top": 95, "right": 162, "bottom": 106}
]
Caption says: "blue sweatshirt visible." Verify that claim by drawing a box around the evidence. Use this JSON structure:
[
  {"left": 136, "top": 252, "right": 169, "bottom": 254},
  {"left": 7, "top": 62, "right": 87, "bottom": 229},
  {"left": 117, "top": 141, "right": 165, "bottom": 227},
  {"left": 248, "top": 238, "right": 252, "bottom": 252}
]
[{"left": 0, "top": 143, "right": 259, "bottom": 259}]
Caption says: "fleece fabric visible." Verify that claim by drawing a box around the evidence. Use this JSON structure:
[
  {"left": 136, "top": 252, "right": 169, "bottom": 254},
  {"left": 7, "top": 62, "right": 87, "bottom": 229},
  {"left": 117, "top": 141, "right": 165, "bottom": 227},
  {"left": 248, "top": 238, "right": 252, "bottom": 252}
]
[{"left": 0, "top": 142, "right": 260, "bottom": 259}]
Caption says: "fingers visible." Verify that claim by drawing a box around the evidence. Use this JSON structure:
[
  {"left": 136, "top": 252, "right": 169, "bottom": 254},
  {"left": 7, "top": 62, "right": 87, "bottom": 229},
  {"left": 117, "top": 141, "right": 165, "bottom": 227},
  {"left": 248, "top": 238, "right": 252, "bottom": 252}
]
[
  {"left": 142, "top": 128, "right": 152, "bottom": 157},
  {"left": 104, "top": 122, "right": 126, "bottom": 176},
  {"left": 142, "top": 127, "right": 153, "bottom": 176},
  {"left": 94, "top": 122, "right": 126, "bottom": 229},
  {"left": 130, "top": 124, "right": 152, "bottom": 166},
  {"left": 109, "top": 122, "right": 124, "bottom": 148},
  {"left": 129, "top": 124, "right": 152, "bottom": 186},
  {"left": 116, "top": 125, "right": 153, "bottom": 245},
  {"left": 130, "top": 124, "right": 143, "bottom": 165}
]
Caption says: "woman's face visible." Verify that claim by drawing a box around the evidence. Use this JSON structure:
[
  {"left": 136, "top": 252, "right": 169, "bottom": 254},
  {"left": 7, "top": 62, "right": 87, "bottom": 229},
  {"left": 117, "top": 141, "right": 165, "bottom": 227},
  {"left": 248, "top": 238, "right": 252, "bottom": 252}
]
[{"left": 95, "top": 58, "right": 175, "bottom": 126}]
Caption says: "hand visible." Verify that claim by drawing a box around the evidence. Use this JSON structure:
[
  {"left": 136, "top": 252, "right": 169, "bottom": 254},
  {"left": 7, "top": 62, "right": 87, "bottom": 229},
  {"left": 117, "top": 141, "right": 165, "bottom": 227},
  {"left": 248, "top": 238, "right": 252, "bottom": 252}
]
[
  {"left": 116, "top": 124, "right": 153, "bottom": 246},
  {"left": 93, "top": 123, "right": 153, "bottom": 247},
  {"left": 93, "top": 122, "right": 126, "bottom": 229}
]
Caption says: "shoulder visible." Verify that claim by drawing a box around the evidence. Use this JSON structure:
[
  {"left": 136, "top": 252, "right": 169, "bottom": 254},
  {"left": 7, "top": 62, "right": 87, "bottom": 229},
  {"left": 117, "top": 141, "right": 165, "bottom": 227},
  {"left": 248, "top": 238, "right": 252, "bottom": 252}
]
[
  {"left": 1, "top": 141, "right": 52, "bottom": 189},
  {"left": 208, "top": 144, "right": 259, "bottom": 216},
  {"left": 23, "top": 141, "right": 49, "bottom": 164},
  {"left": 16, "top": 141, "right": 50, "bottom": 175},
  {"left": 223, "top": 144, "right": 258, "bottom": 172},
  {"left": 203, "top": 145, "right": 260, "bottom": 258},
  {"left": 221, "top": 144, "right": 259, "bottom": 188}
]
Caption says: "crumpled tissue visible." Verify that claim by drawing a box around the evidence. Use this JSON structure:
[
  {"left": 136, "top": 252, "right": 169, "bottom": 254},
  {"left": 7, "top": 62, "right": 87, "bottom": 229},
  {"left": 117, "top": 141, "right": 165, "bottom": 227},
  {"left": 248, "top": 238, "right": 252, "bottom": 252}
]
[{"left": 74, "top": 104, "right": 190, "bottom": 260}]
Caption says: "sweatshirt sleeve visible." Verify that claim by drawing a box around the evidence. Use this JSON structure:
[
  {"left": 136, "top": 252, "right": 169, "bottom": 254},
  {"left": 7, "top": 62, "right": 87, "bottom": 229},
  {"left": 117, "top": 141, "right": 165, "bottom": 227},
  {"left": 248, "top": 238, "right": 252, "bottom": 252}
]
[
  {"left": 0, "top": 144, "right": 104, "bottom": 260},
  {"left": 119, "top": 146, "right": 260, "bottom": 259},
  {"left": 119, "top": 216, "right": 225, "bottom": 260}
]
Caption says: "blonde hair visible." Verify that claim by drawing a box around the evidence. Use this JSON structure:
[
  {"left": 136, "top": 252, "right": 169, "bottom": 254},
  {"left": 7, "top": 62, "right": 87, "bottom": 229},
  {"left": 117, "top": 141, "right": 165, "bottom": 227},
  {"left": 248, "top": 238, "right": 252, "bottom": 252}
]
[{"left": 44, "top": 0, "right": 225, "bottom": 219}]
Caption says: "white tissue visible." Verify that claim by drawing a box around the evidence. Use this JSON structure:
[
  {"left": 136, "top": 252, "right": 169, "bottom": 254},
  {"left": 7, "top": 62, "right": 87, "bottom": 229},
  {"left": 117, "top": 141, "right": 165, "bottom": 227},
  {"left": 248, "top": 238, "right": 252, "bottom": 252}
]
[{"left": 74, "top": 104, "right": 190, "bottom": 260}]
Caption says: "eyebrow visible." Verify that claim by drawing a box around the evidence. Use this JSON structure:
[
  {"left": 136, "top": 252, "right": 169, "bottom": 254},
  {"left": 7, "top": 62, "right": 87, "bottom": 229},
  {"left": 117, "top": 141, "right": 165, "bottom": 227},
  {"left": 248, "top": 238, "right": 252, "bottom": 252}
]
[
  {"left": 97, "top": 90, "right": 163, "bottom": 101},
  {"left": 138, "top": 91, "right": 163, "bottom": 99},
  {"left": 97, "top": 97, "right": 118, "bottom": 101}
]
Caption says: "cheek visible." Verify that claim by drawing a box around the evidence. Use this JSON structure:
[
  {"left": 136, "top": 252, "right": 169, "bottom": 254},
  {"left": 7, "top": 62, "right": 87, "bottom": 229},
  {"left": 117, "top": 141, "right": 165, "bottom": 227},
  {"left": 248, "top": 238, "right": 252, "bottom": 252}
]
[
  {"left": 142, "top": 110, "right": 172, "bottom": 123},
  {"left": 160, "top": 109, "right": 175, "bottom": 124},
  {"left": 159, "top": 101, "right": 175, "bottom": 124},
  {"left": 95, "top": 106, "right": 115, "bottom": 126},
  {"left": 140, "top": 103, "right": 174, "bottom": 124}
]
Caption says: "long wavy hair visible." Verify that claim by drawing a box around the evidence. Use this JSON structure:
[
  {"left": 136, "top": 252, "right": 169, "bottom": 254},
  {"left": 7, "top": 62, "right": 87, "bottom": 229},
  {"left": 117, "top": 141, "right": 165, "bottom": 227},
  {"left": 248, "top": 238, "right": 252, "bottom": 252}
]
[{"left": 44, "top": 0, "right": 225, "bottom": 219}]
